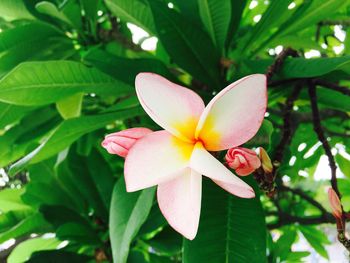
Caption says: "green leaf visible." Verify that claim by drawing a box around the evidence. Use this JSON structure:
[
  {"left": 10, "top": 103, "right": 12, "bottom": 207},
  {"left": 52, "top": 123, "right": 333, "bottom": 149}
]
[
  {"left": 0, "top": 189, "right": 31, "bottom": 213},
  {"left": 27, "top": 250, "right": 92, "bottom": 262},
  {"left": 299, "top": 88, "right": 350, "bottom": 112},
  {"left": 149, "top": 0, "right": 221, "bottom": 88},
  {"left": 0, "top": 213, "right": 51, "bottom": 243},
  {"left": 240, "top": 0, "right": 291, "bottom": 54},
  {"left": 147, "top": 226, "right": 182, "bottom": 256},
  {"left": 198, "top": 0, "right": 231, "bottom": 52},
  {"left": 56, "top": 93, "right": 84, "bottom": 119},
  {"left": 282, "top": 0, "right": 350, "bottom": 36},
  {"left": 274, "top": 227, "right": 297, "bottom": 261},
  {"left": 0, "top": 0, "right": 35, "bottom": 20},
  {"left": 299, "top": 225, "right": 330, "bottom": 259},
  {"left": 243, "top": 56, "right": 350, "bottom": 78},
  {"left": 56, "top": 222, "right": 102, "bottom": 245},
  {"left": 35, "top": 1, "right": 74, "bottom": 26},
  {"left": 105, "top": 0, "right": 156, "bottom": 34},
  {"left": 226, "top": 0, "right": 247, "bottom": 47},
  {"left": 0, "top": 61, "right": 132, "bottom": 106},
  {"left": 0, "top": 22, "right": 68, "bottom": 77},
  {"left": 8, "top": 237, "right": 62, "bottom": 263},
  {"left": 246, "top": 119, "right": 274, "bottom": 149},
  {"left": 86, "top": 148, "right": 116, "bottom": 208},
  {"left": 110, "top": 178, "right": 155, "bottom": 263},
  {"left": 9, "top": 107, "right": 142, "bottom": 175},
  {"left": 183, "top": 177, "right": 266, "bottom": 263},
  {"left": 83, "top": 48, "right": 174, "bottom": 85},
  {"left": 0, "top": 102, "right": 35, "bottom": 129},
  {"left": 336, "top": 154, "right": 350, "bottom": 178}
]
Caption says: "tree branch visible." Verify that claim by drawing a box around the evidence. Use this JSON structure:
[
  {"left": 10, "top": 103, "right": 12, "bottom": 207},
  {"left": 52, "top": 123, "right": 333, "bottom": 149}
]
[
  {"left": 266, "top": 48, "right": 299, "bottom": 83},
  {"left": 308, "top": 81, "right": 340, "bottom": 197},
  {"left": 273, "top": 82, "right": 303, "bottom": 165},
  {"left": 279, "top": 185, "right": 328, "bottom": 215},
  {"left": 313, "top": 79, "right": 350, "bottom": 96},
  {"left": 268, "top": 213, "right": 335, "bottom": 230}
]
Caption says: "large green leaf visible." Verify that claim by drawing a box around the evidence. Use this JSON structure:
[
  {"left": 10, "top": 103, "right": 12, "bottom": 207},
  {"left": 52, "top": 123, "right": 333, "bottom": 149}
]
[
  {"left": 110, "top": 178, "right": 155, "bottom": 263},
  {"left": 149, "top": 0, "right": 221, "bottom": 88},
  {"left": 226, "top": 0, "right": 247, "bottom": 47},
  {"left": 198, "top": 0, "right": 231, "bottom": 52},
  {"left": 243, "top": 56, "right": 350, "bottom": 78},
  {"left": 0, "top": 61, "right": 132, "bottom": 106},
  {"left": 183, "top": 177, "right": 266, "bottom": 263},
  {"left": 105, "top": 0, "right": 155, "bottom": 34},
  {"left": 9, "top": 107, "right": 142, "bottom": 174}
]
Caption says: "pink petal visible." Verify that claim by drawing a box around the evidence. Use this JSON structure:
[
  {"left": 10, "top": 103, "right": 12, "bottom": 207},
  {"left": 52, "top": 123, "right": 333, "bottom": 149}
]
[
  {"left": 157, "top": 168, "right": 202, "bottom": 240},
  {"left": 106, "top": 127, "right": 153, "bottom": 140},
  {"left": 190, "top": 142, "right": 255, "bottom": 198},
  {"left": 124, "top": 130, "right": 194, "bottom": 192},
  {"left": 195, "top": 74, "right": 267, "bottom": 151},
  {"left": 135, "top": 73, "right": 205, "bottom": 142}
]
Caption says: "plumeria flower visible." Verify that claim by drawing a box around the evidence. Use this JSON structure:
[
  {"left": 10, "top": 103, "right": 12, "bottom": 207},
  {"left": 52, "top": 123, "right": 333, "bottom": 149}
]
[
  {"left": 225, "top": 147, "right": 261, "bottom": 176},
  {"left": 106, "top": 73, "right": 267, "bottom": 239}
]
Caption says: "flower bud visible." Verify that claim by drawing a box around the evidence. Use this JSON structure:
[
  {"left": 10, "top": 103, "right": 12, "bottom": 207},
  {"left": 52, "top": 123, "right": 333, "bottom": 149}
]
[
  {"left": 225, "top": 147, "right": 261, "bottom": 176},
  {"left": 328, "top": 188, "right": 342, "bottom": 219},
  {"left": 258, "top": 147, "right": 273, "bottom": 174},
  {"left": 102, "top": 127, "right": 152, "bottom": 157}
]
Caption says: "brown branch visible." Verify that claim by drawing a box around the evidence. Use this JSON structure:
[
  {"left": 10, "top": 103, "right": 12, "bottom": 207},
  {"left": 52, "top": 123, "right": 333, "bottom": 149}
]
[
  {"left": 313, "top": 79, "right": 350, "bottom": 96},
  {"left": 268, "top": 213, "right": 335, "bottom": 230},
  {"left": 279, "top": 185, "right": 328, "bottom": 215},
  {"left": 273, "top": 82, "right": 303, "bottom": 165},
  {"left": 266, "top": 48, "right": 299, "bottom": 83},
  {"left": 308, "top": 81, "right": 340, "bottom": 197}
]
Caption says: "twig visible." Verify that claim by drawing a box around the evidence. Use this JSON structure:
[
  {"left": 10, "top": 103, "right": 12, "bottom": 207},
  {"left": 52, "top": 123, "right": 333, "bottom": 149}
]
[
  {"left": 308, "top": 81, "right": 340, "bottom": 197},
  {"left": 313, "top": 79, "right": 350, "bottom": 96},
  {"left": 266, "top": 48, "right": 299, "bottom": 83},
  {"left": 273, "top": 82, "right": 303, "bottom": 165},
  {"left": 268, "top": 213, "right": 335, "bottom": 230}
]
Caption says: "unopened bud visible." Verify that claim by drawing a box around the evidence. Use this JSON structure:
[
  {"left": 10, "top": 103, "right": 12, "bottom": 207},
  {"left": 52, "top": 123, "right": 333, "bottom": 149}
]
[
  {"left": 258, "top": 147, "right": 273, "bottom": 173},
  {"left": 328, "top": 188, "right": 342, "bottom": 219},
  {"left": 102, "top": 127, "right": 152, "bottom": 158}
]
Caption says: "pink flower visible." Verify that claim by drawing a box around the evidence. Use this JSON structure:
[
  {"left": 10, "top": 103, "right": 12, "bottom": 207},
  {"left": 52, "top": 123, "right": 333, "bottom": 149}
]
[
  {"left": 106, "top": 73, "right": 267, "bottom": 239},
  {"left": 328, "top": 188, "right": 342, "bottom": 219},
  {"left": 225, "top": 147, "right": 261, "bottom": 176},
  {"left": 101, "top": 128, "right": 152, "bottom": 157}
]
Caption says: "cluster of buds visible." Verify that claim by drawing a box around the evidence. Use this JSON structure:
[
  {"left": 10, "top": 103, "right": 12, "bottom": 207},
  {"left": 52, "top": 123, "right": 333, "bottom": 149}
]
[
  {"left": 328, "top": 188, "right": 350, "bottom": 251},
  {"left": 225, "top": 146, "right": 276, "bottom": 196}
]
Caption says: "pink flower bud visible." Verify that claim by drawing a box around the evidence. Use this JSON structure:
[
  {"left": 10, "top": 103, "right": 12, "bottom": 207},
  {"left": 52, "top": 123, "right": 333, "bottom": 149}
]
[
  {"left": 102, "top": 127, "right": 152, "bottom": 157},
  {"left": 225, "top": 147, "right": 261, "bottom": 176},
  {"left": 328, "top": 188, "right": 342, "bottom": 219},
  {"left": 258, "top": 147, "right": 273, "bottom": 174}
]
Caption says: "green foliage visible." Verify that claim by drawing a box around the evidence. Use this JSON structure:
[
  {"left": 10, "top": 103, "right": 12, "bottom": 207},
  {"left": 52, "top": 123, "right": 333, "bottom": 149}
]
[{"left": 0, "top": 0, "right": 349, "bottom": 262}]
